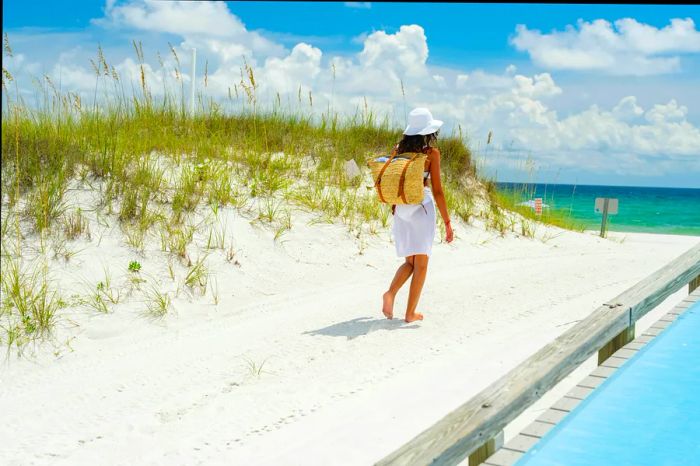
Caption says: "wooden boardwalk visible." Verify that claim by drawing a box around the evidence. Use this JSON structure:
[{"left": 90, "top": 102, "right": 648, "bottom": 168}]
[
  {"left": 376, "top": 244, "right": 700, "bottom": 466},
  {"left": 484, "top": 287, "right": 700, "bottom": 466}
]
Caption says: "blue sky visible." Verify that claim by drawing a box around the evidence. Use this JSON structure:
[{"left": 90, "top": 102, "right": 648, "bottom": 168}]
[
  {"left": 3, "top": 1, "right": 700, "bottom": 188},
  {"left": 6, "top": 3, "right": 698, "bottom": 68}
]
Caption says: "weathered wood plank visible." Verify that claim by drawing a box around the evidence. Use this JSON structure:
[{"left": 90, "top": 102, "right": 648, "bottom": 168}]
[
  {"left": 611, "top": 347, "right": 638, "bottom": 359},
  {"left": 622, "top": 341, "right": 647, "bottom": 351},
  {"left": 634, "top": 334, "right": 654, "bottom": 344},
  {"left": 622, "top": 244, "right": 700, "bottom": 323},
  {"left": 642, "top": 326, "right": 663, "bottom": 337},
  {"left": 482, "top": 448, "right": 522, "bottom": 466},
  {"left": 674, "top": 297, "right": 697, "bottom": 309},
  {"left": 690, "top": 275, "right": 700, "bottom": 293},
  {"left": 520, "top": 420, "right": 555, "bottom": 439},
  {"left": 598, "top": 325, "right": 635, "bottom": 364},
  {"left": 590, "top": 365, "right": 616, "bottom": 378},
  {"left": 551, "top": 396, "right": 581, "bottom": 412},
  {"left": 375, "top": 304, "right": 630, "bottom": 466},
  {"left": 490, "top": 292, "right": 697, "bottom": 466},
  {"left": 468, "top": 431, "right": 503, "bottom": 466},
  {"left": 376, "top": 244, "right": 700, "bottom": 466},
  {"left": 650, "top": 319, "right": 673, "bottom": 329},
  {"left": 600, "top": 356, "right": 627, "bottom": 369},
  {"left": 577, "top": 375, "right": 605, "bottom": 389},
  {"left": 536, "top": 408, "right": 568, "bottom": 425},
  {"left": 566, "top": 385, "right": 594, "bottom": 400},
  {"left": 501, "top": 434, "right": 539, "bottom": 453}
]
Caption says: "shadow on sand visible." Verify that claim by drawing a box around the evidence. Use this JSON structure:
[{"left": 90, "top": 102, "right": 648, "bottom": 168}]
[{"left": 304, "top": 317, "right": 420, "bottom": 340}]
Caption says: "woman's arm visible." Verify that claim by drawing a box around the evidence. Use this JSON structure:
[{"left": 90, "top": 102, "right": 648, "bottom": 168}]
[{"left": 428, "top": 148, "right": 454, "bottom": 243}]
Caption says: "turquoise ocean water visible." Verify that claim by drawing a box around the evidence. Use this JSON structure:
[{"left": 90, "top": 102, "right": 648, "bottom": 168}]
[{"left": 497, "top": 183, "right": 700, "bottom": 236}]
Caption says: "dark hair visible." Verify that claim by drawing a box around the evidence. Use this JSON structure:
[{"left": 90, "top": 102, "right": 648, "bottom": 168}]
[{"left": 396, "top": 130, "right": 439, "bottom": 155}]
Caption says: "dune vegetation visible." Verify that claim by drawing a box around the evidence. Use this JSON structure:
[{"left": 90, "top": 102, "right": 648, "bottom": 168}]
[{"left": 0, "top": 37, "right": 581, "bottom": 353}]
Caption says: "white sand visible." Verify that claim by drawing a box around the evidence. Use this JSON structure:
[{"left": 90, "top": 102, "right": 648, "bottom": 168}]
[{"left": 1, "top": 201, "right": 698, "bottom": 465}]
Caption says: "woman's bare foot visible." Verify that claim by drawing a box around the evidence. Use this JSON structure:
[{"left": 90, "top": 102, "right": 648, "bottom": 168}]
[
  {"left": 382, "top": 292, "right": 394, "bottom": 319},
  {"left": 405, "top": 312, "right": 424, "bottom": 323}
]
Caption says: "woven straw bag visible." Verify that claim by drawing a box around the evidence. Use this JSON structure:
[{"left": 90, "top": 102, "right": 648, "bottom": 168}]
[{"left": 368, "top": 152, "right": 427, "bottom": 205}]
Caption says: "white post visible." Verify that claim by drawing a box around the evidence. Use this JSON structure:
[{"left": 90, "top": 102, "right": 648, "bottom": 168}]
[{"left": 191, "top": 48, "right": 196, "bottom": 116}]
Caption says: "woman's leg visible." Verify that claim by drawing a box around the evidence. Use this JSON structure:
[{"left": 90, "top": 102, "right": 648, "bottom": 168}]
[
  {"left": 405, "top": 254, "right": 429, "bottom": 322},
  {"left": 382, "top": 256, "right": 415, "bottom": 319}
]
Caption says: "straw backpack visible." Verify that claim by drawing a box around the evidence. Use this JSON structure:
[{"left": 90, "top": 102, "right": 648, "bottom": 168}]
[{"left": 368, "top": 150, "right": 427, "bottom": 205}]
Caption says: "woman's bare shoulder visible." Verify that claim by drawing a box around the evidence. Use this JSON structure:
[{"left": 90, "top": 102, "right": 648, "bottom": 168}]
[{"left": 425, "top": 146, "right": 441, "bottom": 159}]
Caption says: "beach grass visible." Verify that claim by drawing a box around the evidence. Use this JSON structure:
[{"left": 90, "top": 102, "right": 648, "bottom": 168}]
[
  {"left": 487, "top": 183, "right": 586, "bottom": 233},
  {"left": 144, "top": 284, "right": 172, "bottom": 318},
  {"left": 0, "top": 255, "right": 64, "bottom": 352},
  {"left": 1, "top": 38, "right": 583, "bottom": 350}
]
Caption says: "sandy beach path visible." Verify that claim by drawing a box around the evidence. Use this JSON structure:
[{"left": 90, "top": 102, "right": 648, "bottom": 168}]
[{"left": 1, "top": 219, "right": 698, "bottom": 466}]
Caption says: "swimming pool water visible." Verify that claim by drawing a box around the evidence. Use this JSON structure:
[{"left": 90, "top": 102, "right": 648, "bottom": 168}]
[{"left": 516, "top": 298, "right": 700, "bottom": 466}]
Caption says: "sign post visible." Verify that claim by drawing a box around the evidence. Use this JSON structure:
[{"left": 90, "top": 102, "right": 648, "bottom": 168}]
[{"left": 594, "top": 197, "right": 619, "bottom": 238}]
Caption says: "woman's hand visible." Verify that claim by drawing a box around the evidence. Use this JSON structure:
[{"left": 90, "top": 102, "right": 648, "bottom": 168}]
[{"left": 445, "top": 221, "right": 454, "bottom": 243}]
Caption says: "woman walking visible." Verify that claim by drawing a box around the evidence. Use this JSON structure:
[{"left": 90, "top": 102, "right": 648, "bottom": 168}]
[{"left": 382, "top": 108, "right": 454, "bottom": 323}]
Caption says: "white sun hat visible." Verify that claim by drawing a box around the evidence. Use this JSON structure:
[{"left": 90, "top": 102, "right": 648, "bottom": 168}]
[{"left": 403, "top": 107, "right": 443, "bottom": 136}]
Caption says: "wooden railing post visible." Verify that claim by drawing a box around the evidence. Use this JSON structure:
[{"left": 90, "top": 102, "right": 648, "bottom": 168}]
[
  {"left": 598, "top": 324, "right": 635, "bottom": 365},
  {"left": 690, "top": 275, "right": 700, "bottom": 293},
  {"left": 468, "top": 431, "right": 503, "bottom": 466}
]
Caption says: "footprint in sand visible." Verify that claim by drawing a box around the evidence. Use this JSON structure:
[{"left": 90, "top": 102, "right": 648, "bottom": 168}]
[{"left": 222, "top": 381, "right": 240, "bottom": 393}]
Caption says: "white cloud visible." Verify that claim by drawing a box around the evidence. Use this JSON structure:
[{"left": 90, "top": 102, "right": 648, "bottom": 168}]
[
  {"left": 96, "top": 0, "right": 243, "bottom": 37},
  {"left": 2, "top": 53, "right": 42, "bottom": 78},
  {"left": 94, "top": 0, "right": 283, "bottom": 58},
  {"left": 508, "top": 97, "right": 700, "bottom": 164},
  {"left": 432, "top": 74, "right": 446, "bottom": 88},
  {"left": 454, "top": 70, "right": 512, "bottom": 91},
  {"left": 612, "top": 96, "right": 644, "bottom": 121},
  {"left": 351, "top": 31, "right": 369, "bottom": 45},
  {"left": 511, "top": 18, "right": 700, "bottom": 75},
  {"left": 423, "top": 79, "right": 700, "bottom": 176},
  {"left": 54, "top": 63, "right": 98, "bottom": 91},
  {"left": 282, "top": 24, "right": 433, "bottom": 101},
  {"left": 455, "top": 74, "right": 469, "bottom": 88},
  {"left": 512, "top": 73, "right": 562, "bottom": 98},
  {"left": 615, "top": 17, "right": 700, "bottom": 54},
  {"left": 358, "top": 25, "right": 428, "bottom": 77},
  {"left": 645, "top": 99, "right": 687, "bottom": 124},
  {"left": 259, "top": 43, "right": 322, "bottom": 94},
  {"left": 5, "top": 5, "right": 700, "bottom": 181}
]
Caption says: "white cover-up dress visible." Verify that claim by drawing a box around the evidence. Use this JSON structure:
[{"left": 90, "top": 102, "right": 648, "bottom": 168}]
[{"left": 392, "top": 171, "right": 436, "bottom": 257}]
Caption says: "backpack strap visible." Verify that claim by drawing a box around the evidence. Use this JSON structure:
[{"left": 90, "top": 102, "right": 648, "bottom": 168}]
[{"left": 397, "top": 152, "right": 420, "bottom": 204}]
